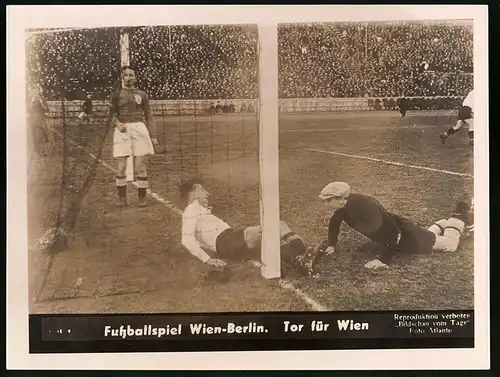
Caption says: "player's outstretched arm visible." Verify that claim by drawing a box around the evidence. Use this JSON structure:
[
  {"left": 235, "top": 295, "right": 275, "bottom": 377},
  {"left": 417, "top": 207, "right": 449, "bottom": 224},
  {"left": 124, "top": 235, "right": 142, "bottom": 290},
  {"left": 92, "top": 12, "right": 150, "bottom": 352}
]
[
  {"left": 327, "top": 211, "right": 344, "bottom": 251},
  {"left": 108, "top": 90, "right": 125, "bottom": 131},
  {"left": 364, "top": 235, "right": 398, "bottom": 269},
  {"left": 181, "top": 214, "right": 212, "bottom": 264},
  {"left": 142, "top": 92, "right": 157, "bottom": 136}
]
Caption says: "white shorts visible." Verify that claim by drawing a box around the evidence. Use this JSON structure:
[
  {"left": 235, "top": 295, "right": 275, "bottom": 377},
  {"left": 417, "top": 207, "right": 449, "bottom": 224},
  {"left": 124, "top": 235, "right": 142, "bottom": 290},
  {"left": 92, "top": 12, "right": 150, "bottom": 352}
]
[
  {"left": 459, "top": 118, "right": 474, "bottom": 132},
  {"left": 113, "top": 122, "right": 155, "bottom": 158},
  {"left": 432, "top": 217, "right": 464, "bottom": 252},
  {"left": 467, "top": 118, "right": 474, "bottom": 132},
  {"left": 456, "top": 118, "right": 474, "bottom": 132}
]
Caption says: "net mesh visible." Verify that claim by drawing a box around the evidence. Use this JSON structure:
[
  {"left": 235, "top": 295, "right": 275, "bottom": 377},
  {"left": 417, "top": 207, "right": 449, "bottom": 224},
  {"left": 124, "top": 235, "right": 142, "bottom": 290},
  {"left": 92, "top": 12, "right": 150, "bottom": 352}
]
[{"left": 26, "top": 27, "right": 121, "bottom": 252}]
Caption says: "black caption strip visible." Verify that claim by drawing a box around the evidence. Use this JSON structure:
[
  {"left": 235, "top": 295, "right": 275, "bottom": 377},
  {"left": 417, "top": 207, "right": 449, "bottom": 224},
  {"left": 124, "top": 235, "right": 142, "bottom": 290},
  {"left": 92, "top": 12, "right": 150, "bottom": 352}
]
[{"left": 30, "top": 310, "right": 474, "bottom": 353}]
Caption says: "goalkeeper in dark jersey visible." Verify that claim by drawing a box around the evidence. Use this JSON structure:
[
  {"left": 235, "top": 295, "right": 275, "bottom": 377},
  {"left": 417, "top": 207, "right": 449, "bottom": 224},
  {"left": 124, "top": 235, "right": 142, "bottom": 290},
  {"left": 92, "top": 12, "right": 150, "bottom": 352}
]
[{"left": 312, "top": 182, "right": 473, "bottom": 269}]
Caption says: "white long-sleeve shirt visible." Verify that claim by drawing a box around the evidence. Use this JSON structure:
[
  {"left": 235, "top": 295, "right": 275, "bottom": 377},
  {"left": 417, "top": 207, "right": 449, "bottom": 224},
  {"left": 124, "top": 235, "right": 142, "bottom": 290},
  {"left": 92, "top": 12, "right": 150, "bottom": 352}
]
[
  {"left": 181, "top": 200, "right": 231, "bottom": 263},
  {"left": 463, "top": 90, "right": 474, "bottom": 109}
]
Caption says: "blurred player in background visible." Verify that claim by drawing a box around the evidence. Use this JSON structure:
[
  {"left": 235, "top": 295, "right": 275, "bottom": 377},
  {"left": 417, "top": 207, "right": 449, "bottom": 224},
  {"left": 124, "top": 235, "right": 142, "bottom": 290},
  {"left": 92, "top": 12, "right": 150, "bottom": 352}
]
[
  {"left": 313, "top": 182, "right": 473, "bottom": 270},
  {"left": 397, "top": 97, "right": 408, "bottom": 117},
  {"left": 109, "top": 66, "right": 161, "bottom": 207},
  {"left": 440, "top": 89, "right": 474, "bottom": 146},
  {"left": 179, "top": 178, "right": 314, "bottom": 277},
  {"left": 27, "top": 86, "right": 51, "bottom": 158},
  {"left": 77, "top": 93, "right": 93, "bottom": 126},
  {"left": 76, "top": 93, "right": 93, "bottom": 147}
]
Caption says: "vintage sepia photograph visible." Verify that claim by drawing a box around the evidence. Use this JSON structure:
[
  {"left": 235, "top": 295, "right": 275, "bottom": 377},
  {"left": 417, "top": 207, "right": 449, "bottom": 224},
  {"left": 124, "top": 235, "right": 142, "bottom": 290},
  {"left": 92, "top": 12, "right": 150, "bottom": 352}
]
[
  {"left": 278, "top": 19, "right": 476, "bottom": 311},
  {"left": 25, "top": 24, "right": 285, "bottom": 314},
  {"left": 7, "top": 4, "right": 489, "bottom": 370},
  {"left": 26, "top": 23, "right": 352, "bottom": 318}
]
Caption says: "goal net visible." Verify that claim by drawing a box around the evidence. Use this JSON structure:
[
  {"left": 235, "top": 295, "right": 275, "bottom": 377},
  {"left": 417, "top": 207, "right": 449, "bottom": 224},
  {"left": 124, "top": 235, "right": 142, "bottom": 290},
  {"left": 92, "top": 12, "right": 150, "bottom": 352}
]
[{"left": 26, "top": 27, "right": 122, "bottom": 253}]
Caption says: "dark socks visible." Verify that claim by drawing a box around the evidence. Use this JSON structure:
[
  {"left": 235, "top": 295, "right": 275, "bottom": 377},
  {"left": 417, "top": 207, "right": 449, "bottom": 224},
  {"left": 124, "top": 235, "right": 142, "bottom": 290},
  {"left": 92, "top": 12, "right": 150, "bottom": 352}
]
[
  {"left": 138, "top": 188, "right": 147, "bottom": 199},
  {"left": 136, "top": 176, "right": 148, "bottom": 199},
  {"left": 281, "top": 232, "right": 307, "bottom": 255},
  {"left": 117, "top": 185, "right": 127, "bottom": 198},
  {"left": 116, "top": 175, "right": 127, "bottom": 198},
  {"left": 451, "top": 201, "right": 470, "bottom": 223}
]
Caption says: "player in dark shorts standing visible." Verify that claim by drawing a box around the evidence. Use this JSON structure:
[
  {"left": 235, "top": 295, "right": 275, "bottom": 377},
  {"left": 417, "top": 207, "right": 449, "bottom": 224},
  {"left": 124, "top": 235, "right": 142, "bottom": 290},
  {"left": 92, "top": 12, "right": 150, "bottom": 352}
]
[
  {"left": 313, "top": 182, "right": 473, "bottom": 269},
  {"left": 397, "top": 97, "right": 408, "bottom": 117},
  {"left": 76, "top": 93, "right": 93, "bottom": 146},
  {"left": 440, "top": 89, "right": 474, "bottom": 146},
  {"left": 180, "top": 178, "right": 312, "bottom": 277},
  {"left": 79, "top": 93, "right": 93, "bottom": 126}
]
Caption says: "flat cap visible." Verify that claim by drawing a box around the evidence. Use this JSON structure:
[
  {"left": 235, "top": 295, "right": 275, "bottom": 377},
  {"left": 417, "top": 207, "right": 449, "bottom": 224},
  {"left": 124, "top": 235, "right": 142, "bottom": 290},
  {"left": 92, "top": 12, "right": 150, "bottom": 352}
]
[{"left": 319, "top": 182, "right": 351, "bottom": 200}]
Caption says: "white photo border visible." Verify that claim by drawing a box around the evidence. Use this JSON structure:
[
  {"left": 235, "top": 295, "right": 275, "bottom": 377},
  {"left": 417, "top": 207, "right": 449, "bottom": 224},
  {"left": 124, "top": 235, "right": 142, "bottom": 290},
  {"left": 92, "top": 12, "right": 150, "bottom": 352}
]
[{"left": 7, "top": 4, "right": 489, "bottom": 370}]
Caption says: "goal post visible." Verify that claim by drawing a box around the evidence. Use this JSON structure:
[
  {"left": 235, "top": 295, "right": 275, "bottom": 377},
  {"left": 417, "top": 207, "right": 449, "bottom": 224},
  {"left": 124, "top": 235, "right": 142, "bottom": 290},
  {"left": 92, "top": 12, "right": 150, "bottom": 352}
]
[
  {"left": 258, "top": 24, "right": 281, "bottom": 279},
  {"left": 120, "top": 25, "right": 281, "bottom": 278},
  {"left": 120, "top": 30, "right": 135, "bottom": 182}
]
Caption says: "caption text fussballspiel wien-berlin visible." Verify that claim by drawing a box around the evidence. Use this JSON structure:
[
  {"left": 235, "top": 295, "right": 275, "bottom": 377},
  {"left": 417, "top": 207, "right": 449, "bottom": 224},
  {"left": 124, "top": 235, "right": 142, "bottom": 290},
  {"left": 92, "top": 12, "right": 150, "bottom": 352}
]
[
  {"left": 103, "top": 319, "right": 370, "bottom": 339},
  {"left": 104, "top": 323, "right": 268, "bottom": 338}
]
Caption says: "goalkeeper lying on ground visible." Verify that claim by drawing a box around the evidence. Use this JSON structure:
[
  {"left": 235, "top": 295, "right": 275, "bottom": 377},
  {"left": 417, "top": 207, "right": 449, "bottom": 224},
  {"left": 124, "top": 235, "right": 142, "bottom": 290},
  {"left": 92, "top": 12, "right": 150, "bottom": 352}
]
[
  {"left": 180, "top": 179, "right": 318, "bottom": 278},
  {"left": 312, "top": 181, "right": 474, "bottom": 270}
]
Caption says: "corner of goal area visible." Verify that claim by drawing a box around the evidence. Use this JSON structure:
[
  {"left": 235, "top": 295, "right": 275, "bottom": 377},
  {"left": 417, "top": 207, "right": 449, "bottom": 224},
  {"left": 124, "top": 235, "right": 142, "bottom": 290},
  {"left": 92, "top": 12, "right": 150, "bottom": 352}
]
[{"left": 40, "top": 126, "right": 327, "bottom": 312}]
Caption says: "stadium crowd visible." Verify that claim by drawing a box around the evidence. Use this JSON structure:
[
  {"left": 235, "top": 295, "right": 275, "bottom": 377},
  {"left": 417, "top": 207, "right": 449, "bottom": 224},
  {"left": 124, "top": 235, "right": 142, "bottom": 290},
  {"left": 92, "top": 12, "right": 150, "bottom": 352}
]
[
  {"left": 278, "top": 21, "right": 473, "bottom": 98},
  {"left": 129, "top": 25, "right": 258, "bottom": 100},
  {"left": 26, "top": 25, "right": 259, "bottom": 101},
  {"left": 27, "top": 21, "right": 472, "bottom": 104},
  {"left": 26, "top": 28, "right": 122, "bottom": 101}
]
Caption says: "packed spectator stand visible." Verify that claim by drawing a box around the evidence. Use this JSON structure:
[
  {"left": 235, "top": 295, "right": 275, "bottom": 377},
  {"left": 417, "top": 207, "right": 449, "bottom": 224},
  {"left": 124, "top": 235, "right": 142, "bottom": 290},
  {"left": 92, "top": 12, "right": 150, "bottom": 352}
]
[
  {"left": 27, "top": 21, "right": 472, "bottom": 108},
  {"left": 279, "top": 20, "right": 472, "bottom": 99},
  {"left": 26, "top": 25, "right": 259, "bottom": 102}
]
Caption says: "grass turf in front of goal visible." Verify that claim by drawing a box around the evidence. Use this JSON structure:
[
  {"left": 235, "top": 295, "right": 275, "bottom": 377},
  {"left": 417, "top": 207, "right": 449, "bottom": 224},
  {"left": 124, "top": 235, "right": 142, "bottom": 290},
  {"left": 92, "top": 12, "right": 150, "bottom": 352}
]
[
  {"left": 279, "top": 111, "right": 474, "bottom": 311},
  {"left": 29, "top": 112, "right": 312, "bottom": 313}
]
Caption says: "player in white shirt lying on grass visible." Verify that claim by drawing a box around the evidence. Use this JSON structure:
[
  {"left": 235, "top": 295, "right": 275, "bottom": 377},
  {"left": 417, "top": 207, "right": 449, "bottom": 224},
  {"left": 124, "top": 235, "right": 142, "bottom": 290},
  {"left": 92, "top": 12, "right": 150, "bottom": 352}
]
[{"left": 180, "top": 178, "right": 319, "bottom": 279}]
